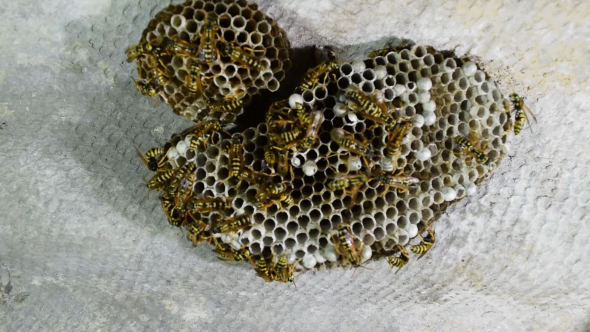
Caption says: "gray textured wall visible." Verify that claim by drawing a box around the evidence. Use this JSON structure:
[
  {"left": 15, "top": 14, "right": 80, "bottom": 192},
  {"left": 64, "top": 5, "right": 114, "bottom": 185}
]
[{"left": 0, "top": 0, "right": 589, "bottom": 331}]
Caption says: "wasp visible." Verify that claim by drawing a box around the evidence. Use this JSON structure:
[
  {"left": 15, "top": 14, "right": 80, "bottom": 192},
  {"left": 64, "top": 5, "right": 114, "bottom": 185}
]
[
  {"left": 346, "top": 86, "right": 395, "bottom": 126},
  {"left": 334, "top": 131, "right": 372, "bottom": 156},
  {"left": 253, "top": 256, "right": 275, "bottom": 282},
  {"left": 134, "top": 78, "right": 161, "bottom": 102},
  {"left": 373, "top": 169, "right": 420, "bottom": 193},
  {"left": 186, "top": 60, "right": 204, "bottom": 96},
  {"left": 160, "top": 185, "right": 184, "bottom": 227},
  {"left": 274, "top": 254, "right": 298, "bottom": 284},
  {"left": 127, "top": 40, "right": 169, "bottom": 64},
  {"left": 173, "top": 173, "right": 196, "bottom": 209},
  {"left": 327, "top": 173, "right": 369, "bottom": 206},
  {"left": 172, "top": 162, "right": 197, "bottom": 184},
  {"left": 165, "top": 38, "right": 198, "bottom": 58},
  {"left": 146, "top": 168, "right": 177, "bottom": 191},
  {"left": 167, "top": 205, "right": 187, "bottom": 227},
  {"left": 256, "top": 191, "right": 294, "bottom": 210},
  {"left": 297, "top": 111, "right": 324, "bottom": 150},
  {"left": 266, "top": 99, "right": 291, "bottom": 128},
  {"left": 332, "top": 224, "right": 363, "bottom": 267},
  {"left": 136, "top": 147, "right": 168, "bottom": 172},
  {"left": 188, "top": 196, "right": 229, "bottom": 214},
  {"left": 198, "top": 17, "right": 220, "bottom": 64},
  {"left": 454, "top": 135, "right": 489, "bottom": 164},
  {"left": 277, "top": 127, "right": 303, "bottom": 147},
  {"left": 264, "top": 141, "right": 277, "bottom": 169},
  {"left": 186, "top": 218, "right": 209, "bottom": 246},
  {"left": 182, "top": 119, "right": 221, "bottom": 136},
  {"left": 225, "top": 137, "right": 245, "bottom": 182},
  {"left": 151, "top": 66, "right": 169, "bottom": 87},
  {"left": 213, "top": 214, "right": 252, "bottom": 234},
  {"left": 274, "top": 147, "right": 293, "bottom": 178},
  {"left": 387, "top": 245, "right": 410, "bottom": 273},
  {"left": 263, "top": 182, "right": 290, "bottom": 196},
  {"left": 214, "top": 240, "right": 252, "bottom": 262},
  {"left": 410, "top": 229, "right": 436, "bottom": 259},
  {"left": 161, "top": 182, "right": 188, "bottom": 227},
  {"left": 219, "top": 41, "right": 264, "bottom": 71},
  {"left": 208, "top": 93, "right": 245, "bottom": 114},
  {"left": 256, "top": 182, "right": 290, "bottom": 202},
  {"left": 239, "top": 167, "right": 271, "bottom": 186},
  {"left": 231, "top": 247, "right": 252, "bottom": 262},
  {"left": 188, "top": 134, "right": 210, "bottom": 153},
  {"left": 384, "top": 120, "right": 412, "bottom": 160},
  {"left": 292, "top": 102, "right": 310, "bottom": 126},
  {"left": 256, "top": 182, "right": 292, "bottom": 209},
  {"left": 509, "top": 93, "right": 537, "bottom": 135},
  {"left": 298, "top": 59, "right": 339, "bottom": 92},
  {"left": 186, "top": 120, "right": 222, "bottom": 152},
  {"left": 127, "top": 42, "right": 154, "bottom": 62}
]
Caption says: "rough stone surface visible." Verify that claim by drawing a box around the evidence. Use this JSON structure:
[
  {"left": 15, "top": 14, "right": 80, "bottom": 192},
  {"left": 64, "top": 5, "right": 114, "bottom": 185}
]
[{"left": 0, "top": 0, "right": 589, "bottom": 331}]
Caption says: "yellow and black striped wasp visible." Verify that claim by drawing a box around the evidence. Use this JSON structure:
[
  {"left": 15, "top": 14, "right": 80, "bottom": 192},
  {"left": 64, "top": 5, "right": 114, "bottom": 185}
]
[
  {"left": 387, "top": 245, "right": 410, "bottom": 274},
  {"left": 219, "top": 41, "right": 265, "bottom": 71},
  {"left": 508, "top": 93, "right": 537, "bottom": 135},
  {"left": 332, "top": 223, "right": 363, "bottom": 267},
  {"left": 410, "top": 229, "right": 436, "bottom": 259}
]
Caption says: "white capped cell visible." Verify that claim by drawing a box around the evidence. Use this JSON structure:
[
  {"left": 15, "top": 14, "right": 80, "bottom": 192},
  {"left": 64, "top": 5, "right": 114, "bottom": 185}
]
[
  {"left": 302, "top": 254, "right": 317, "bottom": 269},
  {"left": 167, "top": 148, "right": 179, "bottom": 159},
  {"left": 423, "top": 110, "right": 436, "bottom": 126},
  {"left": 413, "top": 114, "right": 425, "bottom": 128},
  {"left": 396, "top": 228, "right": 409, "bottom": 246},
  {"left": 406, "top": 224, "right": 418, "bottom": 238},
  {"left": 287, "top": 253, "right": 298, "bottom": 265},
  {"left": 465, "top": 183, "right": 477, "bottom": 196},
  {"left": 289, "top": 93, "right": 304, "bottom": 109},
  {"left": 418, "top": 91, "right": 431, "bottom": 103},
  {"left": 348, "top": 157, "right": 362, "bottom": 171},
  {"left": 221, "top": 233, "right": 232, "bottom": 244},
  {"left": 374, "top": 65, "right": 388, "bottom": 80},
  {"left": 345, "top": 111, "right": 358, "bottom": 124},
  {"left": 393, "top": 84, "right": 406, "bottom": 96},
  {"left": 176, "top": 140, "right": 188, "bottom": 155},
  {"left": 380, "top": 157, "right": 394, "bottom": 172},
  {"left": 333, "top": 102, "right": 348, "bottom": 117},
  {"left": 322, "top": 246, "right": 338, "bottom": 262},
  {"left": 416, "top": 148, "right": 432, "bottom": 161},
  {"left": 303, "top": 160, "right": 318, "bottom": 176},
  {"left": 422, "top": 100, "right": 436, "bottom": 113},
  {"left": 361, "top": 245, "right": 372, "bottom": 263},
  {"left": 442, "top": 187, "right": 457, "bottom": 201},
  {"left": 231, "top": 240, "right": 242, "bottom": 251},
  {"left": 291, "top": 154, "right": 302, "bottom": 167},
  {"left": 463, "top": 61, "right": 477, "bottom": 77},
  {"left": 314, "top": 251, "right": 327, "bottom": 264},
  {"left": 417, "top": 77, "right": 433, "bottom": 91},
  {"left": 351, "top": 60, "right": 366, "bottom": 73}
]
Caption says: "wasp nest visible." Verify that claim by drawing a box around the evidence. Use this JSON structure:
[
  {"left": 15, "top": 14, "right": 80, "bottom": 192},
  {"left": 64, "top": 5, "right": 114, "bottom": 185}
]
[
  {"left": 128, "top": 0, "right": 292, "bottom": 124},
  {"left": 139, "top": 42, "right": 520, "bottom": 283}
]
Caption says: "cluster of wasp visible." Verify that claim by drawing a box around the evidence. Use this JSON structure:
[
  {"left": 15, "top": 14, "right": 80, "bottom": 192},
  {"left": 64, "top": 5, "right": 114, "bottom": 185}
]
[
  {"left": 133, "top": 38, "right": 537, "bottom": 282},
  {"left": 126, "top": 12, "right": 267, "bottom": 119}
]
